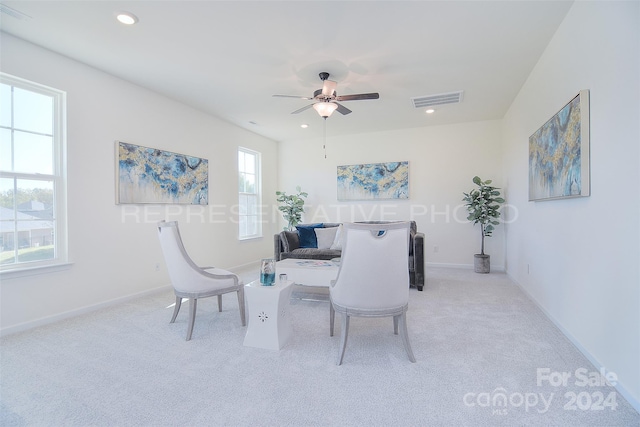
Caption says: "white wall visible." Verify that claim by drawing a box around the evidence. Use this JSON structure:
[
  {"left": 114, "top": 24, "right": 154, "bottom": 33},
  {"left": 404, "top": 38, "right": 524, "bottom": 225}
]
[
  {"left": 279, "top": 120, "right": 505, "bottom": 269},
  {"left": 0, "top": 34, "right": 279, "bottom": 333},
  {"left": 502, "top": 1, "right": 640, "bottom": 407}
]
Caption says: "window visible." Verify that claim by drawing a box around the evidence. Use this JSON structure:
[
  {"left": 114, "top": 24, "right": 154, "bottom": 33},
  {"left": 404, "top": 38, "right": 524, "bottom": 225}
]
[
  {"left": 0, "top": 73, "right": 67, "bottom": 271},
  {"left": 238, "top": 147, "right": 261, "bottom": 239}
]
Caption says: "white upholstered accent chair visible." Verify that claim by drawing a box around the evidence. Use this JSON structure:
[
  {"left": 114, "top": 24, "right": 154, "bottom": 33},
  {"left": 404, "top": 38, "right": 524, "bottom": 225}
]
[
  {"left": 157, "top": 220, "right": 246, "bottom": 341},
  {"left": 330, "top": 222, "right": 416, "bottom": 365}
]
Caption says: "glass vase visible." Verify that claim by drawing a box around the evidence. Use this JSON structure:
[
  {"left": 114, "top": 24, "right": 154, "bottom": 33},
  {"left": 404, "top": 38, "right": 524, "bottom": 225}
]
[{"left": 260, "top": 258, "right": 276, "bottom": 286}]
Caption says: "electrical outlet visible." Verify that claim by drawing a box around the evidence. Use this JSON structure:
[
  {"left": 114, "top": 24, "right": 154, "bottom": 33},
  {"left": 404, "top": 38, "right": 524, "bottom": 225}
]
[{"left": 433, "top": 245, "right": 439, "bottom": 253}]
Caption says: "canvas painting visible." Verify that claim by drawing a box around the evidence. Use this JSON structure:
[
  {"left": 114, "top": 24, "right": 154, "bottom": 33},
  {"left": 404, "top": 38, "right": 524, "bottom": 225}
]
[
  {"left": 337, "top": 161, "right": 409, "bottom": 201},
  {"left": 116, "top": 141, "right": 208, "bottom": 204},
  {"left": 529, "top": 90, "right": 590, "bottom": 201}
]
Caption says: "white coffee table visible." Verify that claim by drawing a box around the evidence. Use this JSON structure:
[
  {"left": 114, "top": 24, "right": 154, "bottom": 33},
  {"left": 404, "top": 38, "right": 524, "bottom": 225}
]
[
  {"left": 275, "top": 258, "right": 339, "bottom": 287},
  {"left": 243, "top": 279, "right": 294, "bottom": 350}
]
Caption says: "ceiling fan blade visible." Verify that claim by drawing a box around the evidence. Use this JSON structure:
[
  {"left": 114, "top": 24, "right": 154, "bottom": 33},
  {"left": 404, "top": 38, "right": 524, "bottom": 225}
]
[
  {"left": 335, "top": 103, "right": 352, "bottom": 115},
  {"left": 273, "top": 94, "right": 313, "bottom": 100},
  {"left": 336, "top": 93, "right": 380, "bottom": 101},
  {"left": 291, "top": 104, "right": 314, "bottom": 114},
  {"left": 321, "top": 80, "right": 337, "bottom": 97}
]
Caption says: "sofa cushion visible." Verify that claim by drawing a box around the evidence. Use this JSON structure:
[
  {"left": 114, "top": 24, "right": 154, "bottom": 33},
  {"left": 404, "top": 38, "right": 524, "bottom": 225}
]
[
  {"left": 287, "top": 248, "right": 342, "bottom": 260},
  {"left": 296, "top": 223, "right": 323, "bottom": 248},
  {"left": 280, "top": 230, "right": 299, "bottom": 253},
  {"left": 330, "top": 224, "right": 343, "bottom": 250},
  {"left": 315, "top": 226, "right": 339, "bottom": 249}
]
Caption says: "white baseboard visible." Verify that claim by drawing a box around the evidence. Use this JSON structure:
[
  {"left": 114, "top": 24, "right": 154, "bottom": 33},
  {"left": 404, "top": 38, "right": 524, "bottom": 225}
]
[
  {"left": 1, "top": 262, "right": 260, "bottom": 338},
  {"left": 426, "top": 262, "right": 506, "bottom": 272},
  {"left": 229, "top": 260, "right": 261, "bottom": 273},
  {"left": 506, "top": 270, "right": 640, "bottom": 414},
  {"left": 0, "top": 284, "right": 172, "bottom": 337}
]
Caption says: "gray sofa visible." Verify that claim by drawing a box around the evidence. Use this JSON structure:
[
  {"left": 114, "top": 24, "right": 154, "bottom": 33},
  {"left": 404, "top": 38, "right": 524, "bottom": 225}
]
[{"left": 274, "top": 221, "right": 425, "bottom": 291}]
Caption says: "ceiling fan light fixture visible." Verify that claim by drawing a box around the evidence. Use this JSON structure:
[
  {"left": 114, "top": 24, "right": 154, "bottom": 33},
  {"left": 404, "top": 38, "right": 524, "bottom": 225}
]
[{"left": 313, "top": 102, "right": 338, "bottom": 118}]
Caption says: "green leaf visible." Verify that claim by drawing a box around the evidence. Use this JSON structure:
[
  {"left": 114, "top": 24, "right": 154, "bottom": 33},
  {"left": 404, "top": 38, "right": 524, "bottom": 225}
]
[
  {"left": 463, "top": 176, "right": 505, "bottom": 251},
  {"left": 276, "top": 187, "right": 308, "bottom": 227}
]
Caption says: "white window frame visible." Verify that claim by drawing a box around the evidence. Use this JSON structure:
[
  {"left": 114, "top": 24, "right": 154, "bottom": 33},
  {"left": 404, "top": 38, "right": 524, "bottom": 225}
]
[
  {"left": 0, "top": 73, "right": 68, "bottom": 275},
  {"left": 237, "top": 147, "right": 262, "bottom": 240}
]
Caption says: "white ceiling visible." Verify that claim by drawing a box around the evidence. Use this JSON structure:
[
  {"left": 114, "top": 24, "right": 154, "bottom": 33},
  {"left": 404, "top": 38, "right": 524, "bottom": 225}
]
[{"left": 0, "top": 1, "right": 573, "bottom": 143}]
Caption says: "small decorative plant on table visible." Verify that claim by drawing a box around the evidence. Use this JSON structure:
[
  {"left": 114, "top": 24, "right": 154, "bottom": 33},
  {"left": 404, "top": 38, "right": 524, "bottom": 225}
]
[
  {"left": 276, "top": 186, "right": 308, "bottom": 231},
  {"left": 462, "top": 176, "right": 505, "bottom": 273}
]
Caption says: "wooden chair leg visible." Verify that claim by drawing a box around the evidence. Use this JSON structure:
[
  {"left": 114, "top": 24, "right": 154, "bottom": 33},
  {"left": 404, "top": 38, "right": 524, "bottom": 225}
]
[
  {"left": 186, "top": 298, "right": 198, "bottom": 341},
  {"left": 399, "top": 312, "right": 416, "bottom": 363},
  {"left": 170, "top": 296, "right": 182, "bottom": 323},
  {"left": 337, "top": 314, "right": 350, "bottom": 365},
  {"left": 237, "top": 289, "right": 246, "bottom": 326},
  {"left": 217, "top": 295, "right": 222, "bottom": 312}
]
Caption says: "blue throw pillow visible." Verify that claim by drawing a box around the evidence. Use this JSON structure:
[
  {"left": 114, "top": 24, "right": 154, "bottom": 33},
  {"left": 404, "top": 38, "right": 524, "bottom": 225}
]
[{"left": 296, "top": 223, "right": 323, "bottom": 248}]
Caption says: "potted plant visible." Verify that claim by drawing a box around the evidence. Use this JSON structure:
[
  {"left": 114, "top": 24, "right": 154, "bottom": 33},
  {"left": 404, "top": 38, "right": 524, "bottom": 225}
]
[
  {"left": 276, "top": 186, "right": 308, "bottom": 231},
  {"left": 462, "top": 176, "right": 505, "bottom": 273}
]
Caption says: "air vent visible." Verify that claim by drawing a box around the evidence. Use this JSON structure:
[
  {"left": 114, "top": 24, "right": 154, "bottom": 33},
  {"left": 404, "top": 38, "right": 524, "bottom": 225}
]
[
  {"left": 411, "top": 90, "right": 464, "bottom": 109},
  {"left": 0, "top": 4, "right": 32, "bottom": 20}
]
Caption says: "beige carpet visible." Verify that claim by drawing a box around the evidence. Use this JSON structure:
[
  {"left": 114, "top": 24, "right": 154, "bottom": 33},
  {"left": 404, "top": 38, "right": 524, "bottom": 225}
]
[{"left": 1, "top": 267, "right": 638, "bottom": 426}]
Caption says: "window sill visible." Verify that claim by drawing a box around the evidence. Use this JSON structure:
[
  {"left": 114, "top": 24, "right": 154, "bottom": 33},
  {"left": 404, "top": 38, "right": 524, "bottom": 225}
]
[
  {"left": 239, "top": 235, "right": 263, "bottom": 242},
  {"left": 0, "top": 262, "right": 74, "bottom": 280}
]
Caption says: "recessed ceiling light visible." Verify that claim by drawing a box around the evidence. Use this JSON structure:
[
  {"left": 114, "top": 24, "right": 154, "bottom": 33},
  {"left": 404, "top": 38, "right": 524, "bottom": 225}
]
[
  {"left": 301, "top": 124, "right": 309, "bottom": 129},
  {"left": 116, "top": 12, "right": 138, "bottom": 25},
  {"left": 426, "top": 108, "right": 436, "bottom": 114}
]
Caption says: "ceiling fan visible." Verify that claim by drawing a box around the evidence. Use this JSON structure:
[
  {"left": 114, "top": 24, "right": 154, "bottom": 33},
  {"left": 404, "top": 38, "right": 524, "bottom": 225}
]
[{"left": 273, "top": 72, "right": 379, "bottom": 118}]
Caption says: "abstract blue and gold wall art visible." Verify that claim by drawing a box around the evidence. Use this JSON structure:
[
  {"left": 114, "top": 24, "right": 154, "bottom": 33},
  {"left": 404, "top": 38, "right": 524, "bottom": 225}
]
[
  {"left": 337, "top": 161, "right": 409, "bottom": 201},
  {"left": 529, "top": 90, "right": 590, "bottom": 201},
  {"left": 117, "top": 142, "right": 208, "bottom": 204}
]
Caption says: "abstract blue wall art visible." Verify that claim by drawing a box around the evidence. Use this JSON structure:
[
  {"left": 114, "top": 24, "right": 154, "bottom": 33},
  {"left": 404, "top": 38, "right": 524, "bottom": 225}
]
[
  {"left": 116, "top": 142, "right": 208, "bottom": 204},
  {"left": 529, "top": 90, "right": 590, "bottom": 201},
  {"left": 337, "top": 161, "right": 409, "bottom": 201}
]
